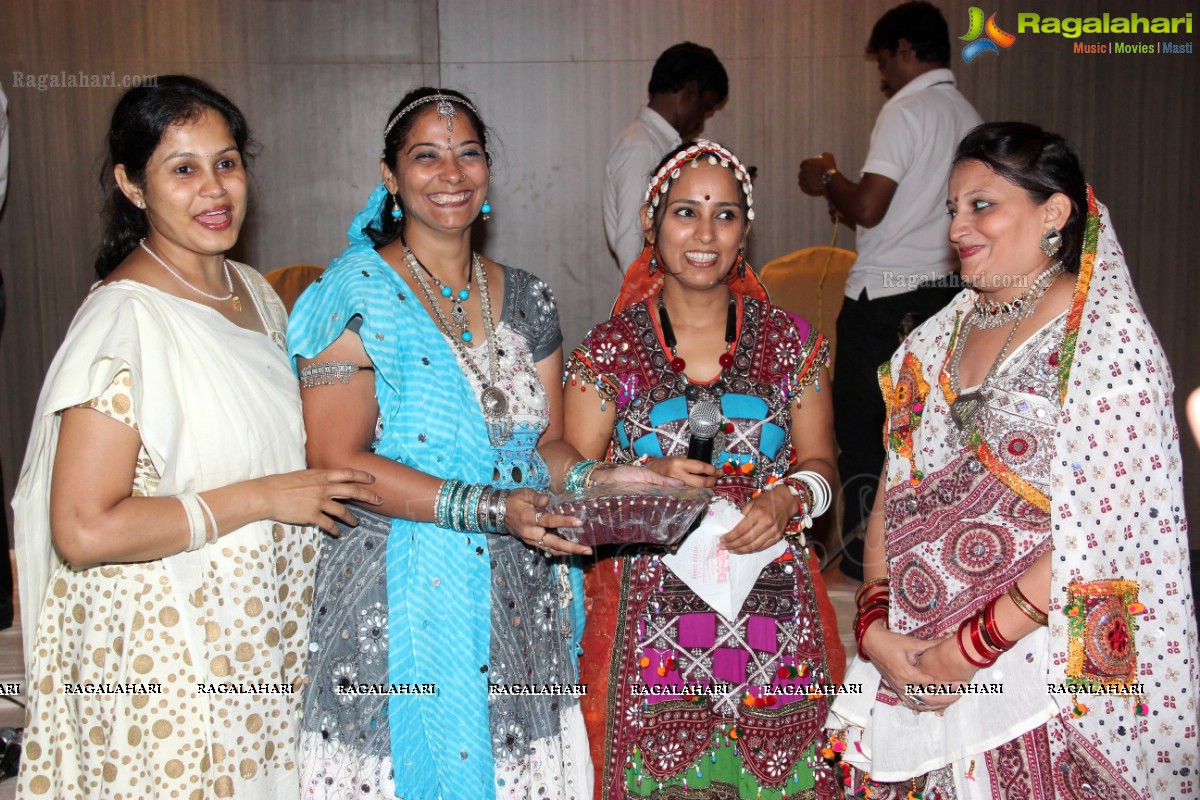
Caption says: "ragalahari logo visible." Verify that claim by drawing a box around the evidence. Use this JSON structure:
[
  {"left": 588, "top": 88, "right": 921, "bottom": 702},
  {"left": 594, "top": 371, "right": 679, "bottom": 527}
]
[{"left": 961, "top": 7, "right": 1017, "bottom": 62}]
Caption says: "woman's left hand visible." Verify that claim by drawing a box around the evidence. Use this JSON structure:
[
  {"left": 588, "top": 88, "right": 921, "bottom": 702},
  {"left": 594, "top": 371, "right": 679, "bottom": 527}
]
[
  {"left": 587, "top": 463, "right": 684, "bottom": 489},
  {"left": 720, "top": 487, "right": 794, "bottom": 554}
]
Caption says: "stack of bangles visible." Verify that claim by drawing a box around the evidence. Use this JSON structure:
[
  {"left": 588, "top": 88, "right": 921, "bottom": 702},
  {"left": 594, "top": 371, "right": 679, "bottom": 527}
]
[
  {"left": 564, "top": 458, "right": 614, "bottom": 492},
  {"left": 957, "top": 582, "right": 1049, "bottom": 668},
  {"left": 772, "top": 470, "right": 832, "bottom": 537},
  {"left": 853, "top": 577, "right": 890, "bottom": 660},
  {"left": 434, "top": 479, "right": 511, "bottom": 534}
]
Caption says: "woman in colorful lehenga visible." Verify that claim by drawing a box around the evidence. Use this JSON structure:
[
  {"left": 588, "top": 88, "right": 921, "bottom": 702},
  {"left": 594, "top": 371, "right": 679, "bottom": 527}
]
[
  {"left": 288, "top": 87, "right": 664, "bottom": 800},
  {"left": 829, "top": 122, "right": 1199, "bottom": 799},
  {"left": 564, "top": 140, "right": 845, "bottom": 800}
]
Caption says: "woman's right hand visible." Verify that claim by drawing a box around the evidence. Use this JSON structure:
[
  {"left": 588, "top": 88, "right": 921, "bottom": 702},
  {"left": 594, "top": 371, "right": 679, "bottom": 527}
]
[
  {"left": 504, "top": 488, "right": 591, "bottom": 556},
  {"left": 646, "top": 456, "right": 717, "bottom": 488},
  {"left": 256, "top": 469, "right": 382, "bottom": 535},
  {"left": 860, "top": 623, "right": 957, "bottom": 713}
]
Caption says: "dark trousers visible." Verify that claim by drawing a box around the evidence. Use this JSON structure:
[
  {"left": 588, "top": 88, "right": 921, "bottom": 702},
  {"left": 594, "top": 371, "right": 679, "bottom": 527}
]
[{"left": 834, "top": 283, "right": 959, "bottom": 580}]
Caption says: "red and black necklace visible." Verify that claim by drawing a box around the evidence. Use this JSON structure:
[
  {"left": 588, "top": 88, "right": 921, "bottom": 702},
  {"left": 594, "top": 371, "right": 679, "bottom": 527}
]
[{"left": 656, "top": 292, "right": 738, "bottom": 399}]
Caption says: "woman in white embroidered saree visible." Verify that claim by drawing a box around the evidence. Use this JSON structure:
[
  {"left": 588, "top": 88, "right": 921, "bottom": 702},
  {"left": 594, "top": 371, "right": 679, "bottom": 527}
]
[
  {"left": 13, "top": 76, "right": 377, "bottom": 799},
  {"left": 828, "top": 122, "right": 1199, "bottom": 799}
]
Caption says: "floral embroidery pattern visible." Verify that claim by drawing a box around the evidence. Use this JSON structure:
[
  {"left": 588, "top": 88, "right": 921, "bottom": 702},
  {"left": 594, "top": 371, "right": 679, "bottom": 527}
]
[
  {"left": 883, "top": 352, "right": 929, "bottom": 485},
  {"left": 1064, "top": 579, "right": 1140, "bottom": 687}
]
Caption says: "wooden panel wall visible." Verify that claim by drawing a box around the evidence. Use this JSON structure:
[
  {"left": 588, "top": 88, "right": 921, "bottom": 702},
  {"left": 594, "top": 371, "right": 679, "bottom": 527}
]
[{"left": 2, "top": 0, "right": 1198, "bottom": 543}]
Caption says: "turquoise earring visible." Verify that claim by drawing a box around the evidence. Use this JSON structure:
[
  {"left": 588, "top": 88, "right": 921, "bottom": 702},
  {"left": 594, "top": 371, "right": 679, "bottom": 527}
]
[
  {"left": 391, "top": 193, "right": 403, "bottom": 220},
  {"left": 481, "top": 200, "right": 492, "bottom": 221}
]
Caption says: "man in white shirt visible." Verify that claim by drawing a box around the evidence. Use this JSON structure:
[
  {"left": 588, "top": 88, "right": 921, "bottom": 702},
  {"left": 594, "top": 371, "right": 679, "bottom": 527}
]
[
  {"left": 799, "top": 1, "right": 982, "bottom": 580},
  {"left": 603, "top": 42, "right": 728, "bottom": 273}
]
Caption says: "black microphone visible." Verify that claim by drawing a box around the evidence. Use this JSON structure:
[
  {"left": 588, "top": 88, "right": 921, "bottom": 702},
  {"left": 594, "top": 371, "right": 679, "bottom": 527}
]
[{"left": 687, "top": 400, "right": 722, "bottom": 463}]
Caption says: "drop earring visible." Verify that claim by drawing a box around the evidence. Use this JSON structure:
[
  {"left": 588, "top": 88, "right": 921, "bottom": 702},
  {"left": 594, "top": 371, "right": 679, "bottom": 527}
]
[
  {"left": 736, "top": 248, "right": 747, "bottom": 279},
  {"left": 648, "top": 256, "right": 658, "bottom": 276},
  {"left": 481, "top": 199, "right": 492, "bottom": 221},
  {"left": 391, "top": 193, "right": 403, "bottom": 220}
]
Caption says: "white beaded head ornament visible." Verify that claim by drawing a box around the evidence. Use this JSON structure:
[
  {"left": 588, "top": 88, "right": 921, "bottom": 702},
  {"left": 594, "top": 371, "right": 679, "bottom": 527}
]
[
  {"left": 383, "top": 92, "right": 483, "bottom": 140},
  {"left": 644, "top": 140, "right": 755, "bottom": 222}
]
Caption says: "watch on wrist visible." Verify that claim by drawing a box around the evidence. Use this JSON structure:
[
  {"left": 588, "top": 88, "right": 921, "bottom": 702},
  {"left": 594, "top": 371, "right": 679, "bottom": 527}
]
[{"left": 821, "top": 167, "right": 839, "bottom": 188}]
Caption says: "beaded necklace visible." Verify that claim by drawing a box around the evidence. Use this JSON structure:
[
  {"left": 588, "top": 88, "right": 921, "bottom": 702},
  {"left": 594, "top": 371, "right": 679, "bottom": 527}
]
[
  {"left": 656, "top": 291, "right": 737, "bottom": 379},
  {"left": 409, "top": 251, "right": 474, "bottom": 339},
  {"left": 658, "top": 292, "right": 756, "bottom": 473},
  {"left": 139, "top": 239, "right": 241, "bottom": 312},
  {"left": 403, "top": 247, "right": 512, "bottom": 444}
]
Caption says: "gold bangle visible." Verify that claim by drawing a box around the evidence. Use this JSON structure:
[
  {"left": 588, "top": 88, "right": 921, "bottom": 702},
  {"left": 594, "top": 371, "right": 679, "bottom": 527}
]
[
  {"left": 1008, "top": 584, "right": 1049, "bottom": 626},
  {"left": 855, "top": 577, "right": 890, "bottom": 608}
]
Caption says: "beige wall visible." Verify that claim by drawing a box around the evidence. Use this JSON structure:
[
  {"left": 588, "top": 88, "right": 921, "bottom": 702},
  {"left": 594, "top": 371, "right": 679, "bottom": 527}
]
[{"left": 2, "top": 0, "right": 1198, "bottom": 543}]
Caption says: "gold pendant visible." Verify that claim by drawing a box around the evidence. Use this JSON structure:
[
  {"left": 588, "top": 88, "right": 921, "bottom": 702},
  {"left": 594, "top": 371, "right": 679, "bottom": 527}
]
[
  {"left": 950, "top": 391, "right": 983, "bottom": 429},
  {"left": 231, "top": 294, "right": 242, "bottom": 313}
]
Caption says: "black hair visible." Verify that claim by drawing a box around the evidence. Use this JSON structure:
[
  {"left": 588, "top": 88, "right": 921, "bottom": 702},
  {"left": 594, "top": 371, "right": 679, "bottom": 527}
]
[
  {"left": 647, "top": 42, "right": 729, "bottom": 101},
  {"left": 866, "top": 1, "right": 952, "bottom": 66},
  {"left": 367, "top": 87, "right": 489, "bottom": 249},
  {"left": 953, "top": 122, "right": 1089, "bottom": 274},
  {"left": 95, "top": 75, "right": 254, "bottom": 278}
]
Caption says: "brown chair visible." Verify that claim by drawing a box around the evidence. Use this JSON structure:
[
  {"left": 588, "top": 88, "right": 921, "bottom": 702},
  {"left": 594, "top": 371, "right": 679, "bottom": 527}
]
[
  {"left": 759, "top": 246, "right": 855, "bottom": 374},
  {"left": 758, "top": 246, "right": 855, "bottom": 569},
  {"left": 263, "top": 264, "right": 325, "bottom": 313}
]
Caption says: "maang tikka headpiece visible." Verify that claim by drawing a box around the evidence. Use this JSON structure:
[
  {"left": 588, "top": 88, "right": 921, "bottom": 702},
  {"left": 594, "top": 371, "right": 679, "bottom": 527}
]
[
  {"left": 644, "top": 140, "right": 755, "bottom": 222},
  {"left": 383, "top": 92, "right": 483, "bottom": 145}
]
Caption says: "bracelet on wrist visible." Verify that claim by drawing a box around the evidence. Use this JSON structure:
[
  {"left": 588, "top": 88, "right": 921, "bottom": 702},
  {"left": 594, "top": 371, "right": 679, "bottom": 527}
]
[
  {"left": 956, "top": 621, "right": 996, "bottom": 669},
  {"left": 855, "top": 577, "right": 890, "bottom": 608},
  {"left": 564, "top": 459, "right": 600, "bottom": 492},
  {"left": 1008, "top": 583, "right": 1049, "bottom": 626},
  {"left": 982, "top": 597, "right": 1017, "bottom": 650},
  {"left": 854, "top": 605, "right": 889, "bottom": 661},
  {"left": 434, "top": 479, "right": 510, "bottom": 533}
]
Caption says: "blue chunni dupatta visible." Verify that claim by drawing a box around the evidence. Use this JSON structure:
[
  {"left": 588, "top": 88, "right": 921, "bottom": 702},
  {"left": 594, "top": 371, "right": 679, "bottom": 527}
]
[{"left": 289, "top": 184, "right": 503, "bottom": 799}]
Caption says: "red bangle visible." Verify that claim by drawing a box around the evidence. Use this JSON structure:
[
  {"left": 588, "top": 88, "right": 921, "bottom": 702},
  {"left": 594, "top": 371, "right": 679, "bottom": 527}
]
[
  {"left": 982, "top": 598, "right": 1016, "bottom": 650},
  {"left": 854, "top": 609, "right": 888, "bottom": 639},
  {"left": 854, "top": 605, "right": 889, "bottom": 661},
  {"left": 968, "top": 611, "right": 1001, "bottom": 660},
  {"left": 857, "top": 597, "right": 889, "bottom": 616},
  {"left": 855, "top": 577, "right": 890, "bottom": 607},
  {"left": 957, "top": 618, "right": 996, "bottom": 669},
  {"left": 856, "top": 587, "right": 889, "bottom": 610}
]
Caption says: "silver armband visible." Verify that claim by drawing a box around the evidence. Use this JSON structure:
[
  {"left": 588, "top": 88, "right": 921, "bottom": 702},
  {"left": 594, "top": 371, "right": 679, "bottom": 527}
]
[{"left": 299, "top": 360, "right": 369, "bottom": 388}]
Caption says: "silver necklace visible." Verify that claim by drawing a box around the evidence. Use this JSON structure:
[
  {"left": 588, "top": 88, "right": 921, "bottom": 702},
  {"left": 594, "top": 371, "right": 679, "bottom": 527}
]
[
  {"left": 139, "top": 240, "right": 241, "bottom": 312},
  {"left": 403, "top": 247, "right": 512, "bottom": 445},
  {"left": 949, "top": 266, "right": 1059, "bottom": 428},
  {"left": 409, "top": 250, "right": 474, "bottom": 336},
  {"left": 972, "top": 262, "right": 1063, "bottom": 329}
]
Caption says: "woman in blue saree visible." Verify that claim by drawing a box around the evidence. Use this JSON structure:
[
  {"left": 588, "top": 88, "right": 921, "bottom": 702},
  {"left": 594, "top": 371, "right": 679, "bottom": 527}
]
[{"left": 288, "top": 87, "right": 656, "bottom": 800}]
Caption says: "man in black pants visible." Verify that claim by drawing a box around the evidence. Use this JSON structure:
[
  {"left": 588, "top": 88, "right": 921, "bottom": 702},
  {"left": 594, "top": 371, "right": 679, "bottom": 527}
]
[{"left": 799, "top": 2, "right": 981, "bottom": 579}]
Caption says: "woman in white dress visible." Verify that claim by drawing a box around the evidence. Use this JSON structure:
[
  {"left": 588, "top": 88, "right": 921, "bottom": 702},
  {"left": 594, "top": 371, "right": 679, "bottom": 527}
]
[{"left": 14, "top": 74, "right": 378, "bottom": 799}]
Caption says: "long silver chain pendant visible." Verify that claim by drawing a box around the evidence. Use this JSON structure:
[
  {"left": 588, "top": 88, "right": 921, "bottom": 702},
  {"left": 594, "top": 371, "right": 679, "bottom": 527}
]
[{"left": 480, "top": 385, "right": 512, "bottom": 446}]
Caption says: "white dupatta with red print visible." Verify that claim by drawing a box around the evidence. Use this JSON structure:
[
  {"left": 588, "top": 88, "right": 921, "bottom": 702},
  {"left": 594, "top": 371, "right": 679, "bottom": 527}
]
[{"left": 830, "top": 193, "right": 1199, "bottom": 799}]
